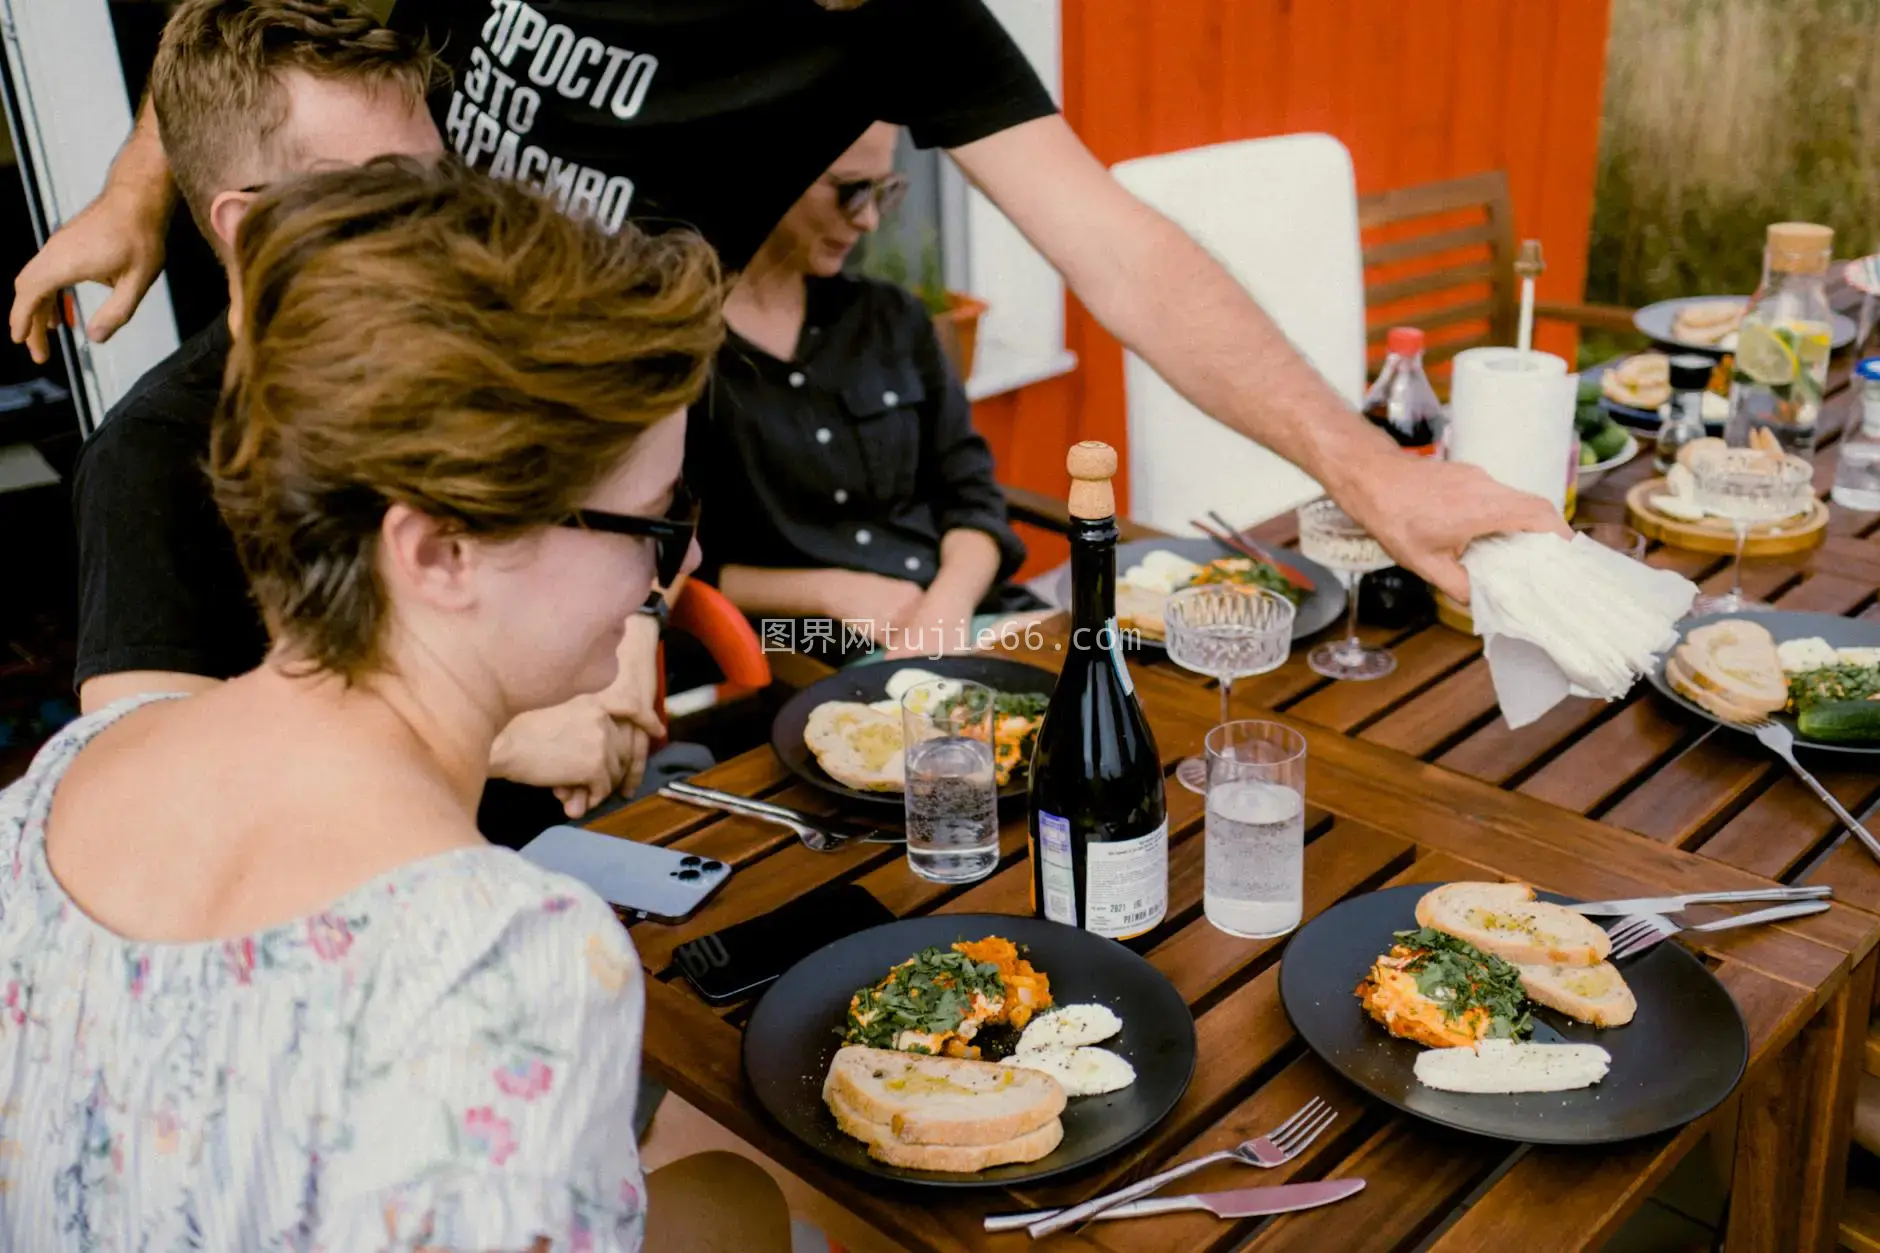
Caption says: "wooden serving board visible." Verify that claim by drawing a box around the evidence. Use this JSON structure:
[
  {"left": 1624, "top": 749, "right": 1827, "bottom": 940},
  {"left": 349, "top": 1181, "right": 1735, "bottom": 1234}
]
[{"left": 1625, "top": 477, "right": 1827, "bottom": 555}]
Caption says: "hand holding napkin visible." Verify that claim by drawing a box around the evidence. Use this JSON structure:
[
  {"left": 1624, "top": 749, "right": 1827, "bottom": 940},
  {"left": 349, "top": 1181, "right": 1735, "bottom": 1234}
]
[{"left": 1461, "top": 534, "right": 1698, "bottom": 729}]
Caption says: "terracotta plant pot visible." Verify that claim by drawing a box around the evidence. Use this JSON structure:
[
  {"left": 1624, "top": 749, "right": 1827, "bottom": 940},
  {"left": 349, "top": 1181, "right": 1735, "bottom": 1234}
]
[{"left": 931, "top": 291, "right": 988, "bottom": 382}]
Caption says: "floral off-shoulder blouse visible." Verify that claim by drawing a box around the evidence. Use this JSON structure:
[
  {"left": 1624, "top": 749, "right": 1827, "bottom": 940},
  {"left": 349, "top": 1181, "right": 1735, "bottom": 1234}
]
[{"left": 0, "top": 697, "right": 648, "bottom": 1251}]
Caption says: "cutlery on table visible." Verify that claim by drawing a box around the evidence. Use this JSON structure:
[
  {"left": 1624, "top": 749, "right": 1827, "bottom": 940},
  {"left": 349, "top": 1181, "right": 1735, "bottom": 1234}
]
[
  {"left": 1606, "top": 899, "right": 1832, "bottom": 961},
  {"left": 1730, "top": 716, "right": 1880, "bottom": 864},
  {"left": 993, "top": 1179, "right": 1366, "bottom": 1229},
  {"left": 657, "top": 781, "right": 905, "bottom": 852},
  {"left": 1567, "top": 885, "right": 1832, "bottom": 916},
  {"left": 1191, "top": 511, "right": 1315, "bottom": 592},
  {"left": 987, "top": 1096, "right": 1338, "bottom": 1237}
]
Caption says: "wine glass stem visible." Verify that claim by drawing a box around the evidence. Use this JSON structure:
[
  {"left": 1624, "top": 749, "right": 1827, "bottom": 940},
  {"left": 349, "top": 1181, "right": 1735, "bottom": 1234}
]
[
  {"left": 1729, "top": 521, "right": 1748, "bottom": 601},
  {"left": 1219, "top": 675, "right": 1234, "bottom": 725},
  {"left": 1342, "top": 571, "right": 1365, "bottom": 657}
]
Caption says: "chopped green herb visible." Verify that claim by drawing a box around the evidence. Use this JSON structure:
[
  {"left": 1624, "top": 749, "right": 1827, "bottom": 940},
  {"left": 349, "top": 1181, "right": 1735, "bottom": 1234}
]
[
  {"left": 1789, "top": 662, "right": 1880, "bottom": 713},
  {"left": 843, "top": 947, "right": 1007, "bottom": 1051},
  {"left": 1390, "top": 927, "right": 1533, "bottom": 1040}
]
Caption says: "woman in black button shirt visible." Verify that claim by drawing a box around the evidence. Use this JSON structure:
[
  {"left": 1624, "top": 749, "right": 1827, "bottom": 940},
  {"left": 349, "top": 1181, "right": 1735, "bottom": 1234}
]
[{"left": 686, "top": 122, "right": 1047, "bottom": 664}]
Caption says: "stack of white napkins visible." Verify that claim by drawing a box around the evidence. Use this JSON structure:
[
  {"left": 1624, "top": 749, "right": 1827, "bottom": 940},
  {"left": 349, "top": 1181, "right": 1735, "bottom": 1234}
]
[{"left": 1461, "top": 533, "right": 1698, "bottom": 730}]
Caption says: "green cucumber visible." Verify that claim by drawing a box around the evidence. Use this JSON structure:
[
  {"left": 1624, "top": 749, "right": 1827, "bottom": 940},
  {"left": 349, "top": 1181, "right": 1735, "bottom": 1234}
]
[{"left": 1796, "top": 700, "right": 1880, "bottom": 745}]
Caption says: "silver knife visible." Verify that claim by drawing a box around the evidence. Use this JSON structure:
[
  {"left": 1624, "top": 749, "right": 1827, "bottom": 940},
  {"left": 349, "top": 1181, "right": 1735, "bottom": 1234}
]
[
  {"left": 1565, "top": 885, "right": 1831, "bottom": 916},
  {"left": 982, "top": 1178, "right": 1364, "bottom": 1231}
]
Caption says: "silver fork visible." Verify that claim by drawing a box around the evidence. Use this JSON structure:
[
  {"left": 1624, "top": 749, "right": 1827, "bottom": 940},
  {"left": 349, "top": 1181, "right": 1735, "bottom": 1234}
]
[
  {"left": 1606, "top": 899, "right": 1832, "bottom": 961},
  {"left": 1732, "top": 716, "right": 1880, "bottom": 863},
  {"left": 657, "top": 781, "right": 905, "bottom": 852},
  {"left": 983, "top": 1097, "right": 1338, "bottom": 1237}
]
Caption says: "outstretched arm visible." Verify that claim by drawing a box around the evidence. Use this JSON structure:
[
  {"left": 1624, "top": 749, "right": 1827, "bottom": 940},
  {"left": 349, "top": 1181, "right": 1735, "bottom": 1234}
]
[{"left": 949, "top": 115, "right": 1568, "bottom": 602}]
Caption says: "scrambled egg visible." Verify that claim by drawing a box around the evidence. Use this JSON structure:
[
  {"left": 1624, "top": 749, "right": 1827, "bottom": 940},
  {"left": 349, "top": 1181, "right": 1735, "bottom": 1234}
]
[
  {"left": 1356, "top": 945, "right": 1493, "bottom": 1050},
  {"left": 845, "top": 936, "right": 1053, "bottom": 1060}
]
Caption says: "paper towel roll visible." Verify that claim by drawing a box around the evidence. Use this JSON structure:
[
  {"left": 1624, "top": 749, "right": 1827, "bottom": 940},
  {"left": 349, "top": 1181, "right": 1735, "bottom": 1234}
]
[{"left": 1446, "top": 347, "right": 1578, "bottom": 510}]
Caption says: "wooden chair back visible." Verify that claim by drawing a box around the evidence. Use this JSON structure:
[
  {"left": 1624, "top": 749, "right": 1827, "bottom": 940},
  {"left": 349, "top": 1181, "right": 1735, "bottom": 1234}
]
[{"left": 1357, "top": 170, "right": 1520, "bottom": 380}]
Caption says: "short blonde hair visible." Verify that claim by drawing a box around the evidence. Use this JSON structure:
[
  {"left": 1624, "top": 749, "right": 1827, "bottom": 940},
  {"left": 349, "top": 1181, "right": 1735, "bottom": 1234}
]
[
  {"left": 150, "top": 0, "right": 442, "bottom": 235},
  {"left": 211, "top": 158, "right": 724, "bottom": 680}
]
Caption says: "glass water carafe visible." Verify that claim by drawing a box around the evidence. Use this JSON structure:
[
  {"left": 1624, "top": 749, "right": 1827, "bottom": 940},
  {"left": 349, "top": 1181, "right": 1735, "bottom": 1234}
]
[{"left": 1726, "top": 222, "right": 1835, "bottom": 460}]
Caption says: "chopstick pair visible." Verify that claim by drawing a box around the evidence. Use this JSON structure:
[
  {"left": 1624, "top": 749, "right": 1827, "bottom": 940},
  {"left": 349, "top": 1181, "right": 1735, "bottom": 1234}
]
[{"left": 1188, "top": 511, "right": 1314, "bottom": 592}]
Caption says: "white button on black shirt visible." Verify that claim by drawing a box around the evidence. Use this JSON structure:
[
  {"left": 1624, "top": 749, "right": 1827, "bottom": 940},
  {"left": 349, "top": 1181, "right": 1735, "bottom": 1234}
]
[
  {"left": 814, "top": 428, "right": 832, "bottom": 444},
  {"left": 904, "top": 556, "right": 921, "bottom": 571},
  {"left": 856, "top": 529, "right": 873, "bottom": 545},
  {"left": 833, "top": 488, "right": 849, "bottom": 504},
  {"left": 788, "top": 371, "right": 806, "bottom": 388},
  {"left": 882, "top": 390, "right": 899, "bottom": 406}
]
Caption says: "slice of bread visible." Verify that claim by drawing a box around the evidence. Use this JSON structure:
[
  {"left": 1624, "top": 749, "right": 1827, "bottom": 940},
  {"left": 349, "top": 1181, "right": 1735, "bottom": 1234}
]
[
  {"left": 804, "top": 702, "right": 906, "bottom": 792},
  {"left": 1518, "top": 960, "right": 1637, "bottom": 1027},
  {"left": 1116, "top": 582, "right": 1168, "bottom": 640},
  {"left": 1666, "top": 653, "right": 1783, "bottom": 725},
  {"left": 1679, "top": 620, "right": 1787, "bottom": 712},
  {"left": 823, "top": 1046, "right": 1065, "bottom": 1147},
  {"left": 1416, "top": 882, "right": 1612, "bottom": 967},
  {"left": 825, "top": 1085, "right": 1064, "bottom": 1171}
]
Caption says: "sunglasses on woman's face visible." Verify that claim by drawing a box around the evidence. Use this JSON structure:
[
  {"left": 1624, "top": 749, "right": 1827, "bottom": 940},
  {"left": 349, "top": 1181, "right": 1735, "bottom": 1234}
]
[
  {"left": 556, "top": 481, "right": 698, "bottom": 588},
  {"left": 830, "top": 172, "right": 909, "bottom": 221}
]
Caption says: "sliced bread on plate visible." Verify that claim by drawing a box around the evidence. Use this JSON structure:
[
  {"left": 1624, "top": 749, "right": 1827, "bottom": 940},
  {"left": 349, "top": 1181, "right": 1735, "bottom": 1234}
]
[
  {"left": 804, "top": 702, "right": 906, "bottom": 792},
  {"left": 1671, "top": 620, "right": 1787, "bottom": 719},
  {"left": 823, "top": 1046, "right": 1066, "bottom": 1147},
  {"left": 825, "top": 1085, "right": 1064, "bottom": 1170},
  {"left": 1416, "top": 882, "right": 1612, "bottom": 967},
  {"left": 1518, "top": 960, "right": 1638, "bottom": 1027}
]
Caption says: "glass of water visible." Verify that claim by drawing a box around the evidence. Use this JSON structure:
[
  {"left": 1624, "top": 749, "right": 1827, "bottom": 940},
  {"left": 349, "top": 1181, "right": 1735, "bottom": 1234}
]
[
  {"left": 901, "top": 679, "right": 999, "bottom": 883},
  {"left": 1203, "top": 720, "right": 1306, "bottom": 939},
  {"left": 1164, "top": 585, "right": 1295, "bottom": 794}
]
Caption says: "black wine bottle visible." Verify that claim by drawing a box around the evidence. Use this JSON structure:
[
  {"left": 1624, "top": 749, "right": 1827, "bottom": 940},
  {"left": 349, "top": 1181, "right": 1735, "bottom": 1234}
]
[{"left": 1026, "top": 442, "right": 1168, "bottom": 940}]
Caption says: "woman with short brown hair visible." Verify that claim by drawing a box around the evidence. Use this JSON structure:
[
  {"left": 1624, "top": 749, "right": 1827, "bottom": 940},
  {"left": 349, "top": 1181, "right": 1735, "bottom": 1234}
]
[{"left": 0, "top": 159, "right": 784, "bottom": 1251}]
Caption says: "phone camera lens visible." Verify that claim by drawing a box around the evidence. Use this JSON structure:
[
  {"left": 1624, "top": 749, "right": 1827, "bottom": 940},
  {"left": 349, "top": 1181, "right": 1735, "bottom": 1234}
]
[
  {"left": 701, "top": 860, "right": 724, "bottom": 873},
  {"left": 675, "top": 868, "right": 702, "bottom": 881},
  {"left": 680, "top": 855, "right": 702, "bottom": 867}
]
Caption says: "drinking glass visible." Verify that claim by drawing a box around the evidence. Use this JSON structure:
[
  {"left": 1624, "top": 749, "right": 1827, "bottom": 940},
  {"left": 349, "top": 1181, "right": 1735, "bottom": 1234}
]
[
  {"left": 1689, "top": 452, "right": 1814, "bottom": 616},
  {"left": 1203, "top": 720, "right": 1307, "bottom": 939},
  {"left": 1574, "top": 522, "right": 1647, "bottom": 561},
  {"left": 1164, "top": 585, "right": 1295, "bottom": 794},
  {"left": 1295, "top": 499, "right": 1396, "bottom": 681},
  {"left": 901, "top": 679, "right": 999, "bottom": 884}
]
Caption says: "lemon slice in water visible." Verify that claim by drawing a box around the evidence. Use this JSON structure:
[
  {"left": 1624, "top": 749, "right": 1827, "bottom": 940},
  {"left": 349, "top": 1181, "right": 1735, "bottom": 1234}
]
[{"left": 1735, "top": 321, "right": 1798, "bottom": 385}]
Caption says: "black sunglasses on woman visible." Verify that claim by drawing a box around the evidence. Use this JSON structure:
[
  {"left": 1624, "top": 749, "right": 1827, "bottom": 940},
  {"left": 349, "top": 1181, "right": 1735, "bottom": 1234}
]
[{"left": 557, "top": 481, "right": 699, "bottom": 620}]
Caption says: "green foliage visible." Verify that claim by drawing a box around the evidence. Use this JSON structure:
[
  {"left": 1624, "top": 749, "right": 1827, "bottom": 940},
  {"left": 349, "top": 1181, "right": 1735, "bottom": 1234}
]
[
  {"left": 1588, "top": 0, "right": 1880, "bottom": 307},
  {"left": 859, "top": 226, "right": 954, "bottom": 317},
  {"left": 1390, "top": 927, "right": 1534, "bottom": 1040}
]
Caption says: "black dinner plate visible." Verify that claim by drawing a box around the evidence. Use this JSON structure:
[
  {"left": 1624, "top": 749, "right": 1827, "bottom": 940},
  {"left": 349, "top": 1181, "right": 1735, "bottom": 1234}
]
[
  {"left": 1632, "top": 295, "right": 1857, "bottom": 355},
  {"left": 743, "top": 913, "right": 1197, "bottom": 1187},
  {"left": 1648, "top": 611, "right": 1880, "bottom": 756},
  {"left": 1039, "top": 536, "right": 1346, "bottom": 650},
  {"left": 770, "top": 655, "right": 1057, "bottom": 808},
  {"left": 1278, "top": 884, "right": 1748, "bottom": 1145}
]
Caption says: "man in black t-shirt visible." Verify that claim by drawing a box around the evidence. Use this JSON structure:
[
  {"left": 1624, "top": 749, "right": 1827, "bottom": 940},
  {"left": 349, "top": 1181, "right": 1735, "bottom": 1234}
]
[
  {"left": 67, "top": 0, "right": 663, "bottom": 836},
  {"left": 18, "top": 0, "right": 1566, "bottom": 612}
]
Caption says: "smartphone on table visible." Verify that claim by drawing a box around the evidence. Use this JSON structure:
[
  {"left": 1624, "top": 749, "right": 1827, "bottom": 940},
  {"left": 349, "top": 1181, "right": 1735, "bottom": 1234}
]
[
  {"left": 517, "top": 825, "right": 731, "bottom": 924},
  {"left": 672, "top": 882, "right": 896, "bottom": 1006}
]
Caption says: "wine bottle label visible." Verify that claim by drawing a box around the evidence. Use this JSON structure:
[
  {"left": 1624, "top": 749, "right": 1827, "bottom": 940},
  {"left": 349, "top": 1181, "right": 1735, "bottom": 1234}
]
[
  {"left": 1105, "top": 616, "right": 1134, "bottom": 696},
  {"left": 1037, "top": 812, "right": 1078, "bottom": 926},
  {"left": 1084, "top": 820, "right": 1169, "bottom": 940}
]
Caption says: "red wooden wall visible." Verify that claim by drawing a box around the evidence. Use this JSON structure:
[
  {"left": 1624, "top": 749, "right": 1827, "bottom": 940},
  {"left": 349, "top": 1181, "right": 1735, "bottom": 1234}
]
[{"left": 978, "top": 0, "right": 1614, "bottom": 576}]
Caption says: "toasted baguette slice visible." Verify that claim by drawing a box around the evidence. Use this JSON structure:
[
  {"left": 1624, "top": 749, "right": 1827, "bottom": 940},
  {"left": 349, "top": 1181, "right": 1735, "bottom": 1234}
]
[
  {"left": 1416, "top": 882, "right": 1611, "bottom": 967},
  {"left": 823, "top": 1046, "right": 1065, "bottom": 1147},
  {"left": 826, "top": 1086, "right": 1064, "bottom": 1171},
  {"left": 1518, "top": 960, "right": 1637, "bottom": 1027},
  {"left": 1665, "top": 654, "right": 1783, "bottom": 725},
  {"left": 804, "top": 702, "right": 906, "bottom": 792},
  {"left": 1116, "top": 582, "right": 1168, "bottom": 640},
  {"left": 1680, "top": 620, "right": 1787, "bottom": 711}
]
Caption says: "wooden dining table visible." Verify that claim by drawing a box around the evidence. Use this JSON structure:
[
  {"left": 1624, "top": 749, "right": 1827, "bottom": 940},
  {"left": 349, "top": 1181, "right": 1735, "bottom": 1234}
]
[{"left": 593, "top": 377, "right": 1880, "bottom": 1252}]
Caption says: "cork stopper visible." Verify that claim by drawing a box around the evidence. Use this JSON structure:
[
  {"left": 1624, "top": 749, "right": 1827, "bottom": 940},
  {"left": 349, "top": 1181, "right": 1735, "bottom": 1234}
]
[
  {"left": 1767, "top": 222, "right": 1833, "bottom": 275},
  {"left": 1066, "top": 440, "right": 1117, "bottom": 520},
  {"left": 1515, "top": 240, "right": 1545, "bottom": 280}
]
